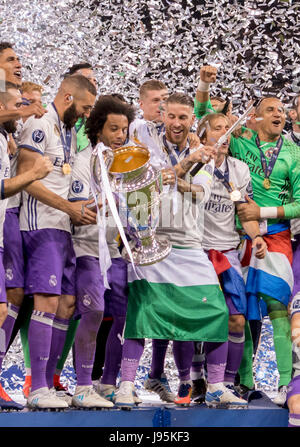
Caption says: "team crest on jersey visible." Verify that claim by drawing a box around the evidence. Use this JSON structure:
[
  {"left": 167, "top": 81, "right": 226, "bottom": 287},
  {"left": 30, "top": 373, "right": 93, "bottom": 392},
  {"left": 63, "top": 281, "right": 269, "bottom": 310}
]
[
  {"left": 241, "top": 129, "right": 252, "bottom": 140},
  {"left": 83, "top": 294, "right": 91, "bottom": 307},
  {"left": 32, "top": 129, "right": 45, "bottom": 143},
  {"left": 72, "top": 180, "right": 84, "bottom": 194},
  {"left": 5, "top": 269, "right": 13, "bottom": 281},
  {"left": 246, "top": 181, "right": 253, "bottom": 198},
  {"left": 49, "top": 275, "right": 57, "bottom": 287},
  {"left": 204, "top": 164, "right": 213, "bottom": 176},
  {"left": 264, "top": 148, "right": 274, "bottom": 159}
]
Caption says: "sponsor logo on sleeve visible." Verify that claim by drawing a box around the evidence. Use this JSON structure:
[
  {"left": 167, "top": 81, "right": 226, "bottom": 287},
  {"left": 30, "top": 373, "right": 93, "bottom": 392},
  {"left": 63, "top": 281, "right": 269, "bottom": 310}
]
[
  {"left": 72, "top": 180, "right": 84, "bottom": 194},
  {"left": 292, "top": 299, "right": 300, "bottom": 310},
  {"left": 32, "top": 129, "right": 45, "bottom": 144}
]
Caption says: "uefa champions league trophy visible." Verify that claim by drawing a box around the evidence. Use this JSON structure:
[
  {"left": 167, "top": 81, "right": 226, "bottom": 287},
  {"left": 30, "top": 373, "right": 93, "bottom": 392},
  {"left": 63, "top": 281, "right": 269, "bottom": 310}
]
[{"left": 91, "top": 143, "right": 171, "bottom": 266}]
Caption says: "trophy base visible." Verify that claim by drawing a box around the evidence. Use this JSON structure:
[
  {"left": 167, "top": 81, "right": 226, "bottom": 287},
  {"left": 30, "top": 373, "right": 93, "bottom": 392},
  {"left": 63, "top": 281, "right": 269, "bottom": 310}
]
[{"left": 122, "top": 235, "right": 171, "bottom": 266}]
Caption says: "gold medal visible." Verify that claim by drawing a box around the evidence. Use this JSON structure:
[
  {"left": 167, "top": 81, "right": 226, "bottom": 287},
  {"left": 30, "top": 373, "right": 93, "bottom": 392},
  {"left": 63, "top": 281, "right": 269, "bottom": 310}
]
[
  {"left": 62, "top": 163, "right": 72, "bottom": 175},
  {"left": 263, "top": 178, "right": 271, "bottom": 189}
]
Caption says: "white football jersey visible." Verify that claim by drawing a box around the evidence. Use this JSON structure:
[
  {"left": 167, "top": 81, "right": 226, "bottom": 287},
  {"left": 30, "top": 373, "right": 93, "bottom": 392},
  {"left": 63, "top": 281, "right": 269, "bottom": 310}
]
[
  {"left": 18, "top": 104, "right": 77, "bottom": 232},
  {"left": 6, "top": 150, "right": 20, "bottom": 209},
  {"left": 0, "top": 131, "right": 11, "bottom": 247},
  {"left": 68, "top": 144, "right": 120, "bottom": 259},
  {"left": 7, "top": 119, "right": 24, "bottom": 209},
  {"left": 156, "top": 137, "right": 212, "bottom": 248},
  {"left": 202, "top": 157, "right": 253, "bottom": 251}
]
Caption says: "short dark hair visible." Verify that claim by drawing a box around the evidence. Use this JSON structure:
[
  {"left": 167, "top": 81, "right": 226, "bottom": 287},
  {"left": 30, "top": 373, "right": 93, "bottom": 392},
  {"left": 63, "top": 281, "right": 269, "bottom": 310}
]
[
  {"left": 85, "top": 95, "right": 136, "bottom": 147},
  {"left": 255, "top": 96, "right": 282, "bottom": 115},
  {"left": 139, "top": 79, "right": 167, "bottom": 99},
  {"left": 61, "top": 74, "right": 97, "bottom": 97},
  {"left": 165, "top": 92, "right": 194, "bottom": 109},
  {"left": 110, "top": 93, "right": 127, "bottom": 103},
  {"left": 63, "top": 62, "right": 93, "bottom": 78},
  {"left": 0, "top": 81, "right": 20, "bottom": 104},
  {"left": 0, "top": 42, "right": 14, "bottom": 55}
]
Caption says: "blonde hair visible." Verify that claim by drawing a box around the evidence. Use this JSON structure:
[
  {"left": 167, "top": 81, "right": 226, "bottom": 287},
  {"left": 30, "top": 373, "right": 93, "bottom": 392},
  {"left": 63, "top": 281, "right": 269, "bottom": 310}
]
[
  {"left": 21, "top": 81, "right": 43, "bottom": 95},
  {"left": 139, "top": 79, "right": 167, "bottom": 99},
  {"left": 197, "top": 113, "right": 229, "bottom": 142}
]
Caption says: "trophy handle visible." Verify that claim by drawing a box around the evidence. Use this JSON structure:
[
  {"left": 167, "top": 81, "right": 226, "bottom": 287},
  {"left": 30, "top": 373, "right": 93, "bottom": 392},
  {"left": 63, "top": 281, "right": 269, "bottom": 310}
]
[
  {"left": 91, "top": 146, "right": 115, "bottom": 194},
  {"left": 103, "top": 147, "right": 114, "bottom": 172}
]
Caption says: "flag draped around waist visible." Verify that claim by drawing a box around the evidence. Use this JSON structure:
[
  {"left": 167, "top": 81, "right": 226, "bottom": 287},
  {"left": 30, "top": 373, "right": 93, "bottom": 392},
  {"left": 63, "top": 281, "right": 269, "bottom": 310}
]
[
  {"left": 239, "top": 228, "right": 293, "bottom": 320},
  {"left": 125, "top": 247, "right": 229, "bottom": 342},
  {"left": 208, "top": 249, "right": 247, "bottom": 316}
]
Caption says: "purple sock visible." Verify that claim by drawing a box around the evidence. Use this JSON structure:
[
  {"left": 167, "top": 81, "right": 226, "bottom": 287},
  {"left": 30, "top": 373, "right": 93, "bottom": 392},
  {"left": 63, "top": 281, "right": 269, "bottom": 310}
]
[
  {"left": 204, "top": 341, "right": 228, "bottom": 384},
  {"left": 191, "top": 342, "right": 205, "bottom": 380},
  {"left": 75, "top": 311, "right": 103, "bottom": 386},
  {"left": 101, "top": 316, "right": 125, "bottom": 386},
  {"left": 121, "top": 338, "right": 145, "bottom": 383},
  {"left": 0, "top": 303, "right": 20, "bottom": 371},
  {"left": 149, "top": 339, "right": 169, "bottom": 379},
  {"left": 46, "top": 316, "right": 70, "bottom": 389},
  {"left": 28, "top": 310, "right": 56, "bottom": 392},
  {"left": 224, "top": 331, "right": 245, "bottom": 383},
  {"left": 173, "top": 341, "right": 194, "bottom": 381}
]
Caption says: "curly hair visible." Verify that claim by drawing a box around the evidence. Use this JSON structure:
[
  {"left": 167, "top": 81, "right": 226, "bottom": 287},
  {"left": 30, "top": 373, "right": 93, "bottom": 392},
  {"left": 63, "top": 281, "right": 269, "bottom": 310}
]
[{"left": 85, "top": 95, "right": 136, "bottom": 147}]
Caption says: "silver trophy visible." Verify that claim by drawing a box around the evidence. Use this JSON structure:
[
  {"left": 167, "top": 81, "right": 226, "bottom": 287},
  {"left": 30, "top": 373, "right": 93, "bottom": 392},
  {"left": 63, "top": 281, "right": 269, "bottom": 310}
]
[{"left": 91, "top": 143, "right": 171, "bottom": 266}]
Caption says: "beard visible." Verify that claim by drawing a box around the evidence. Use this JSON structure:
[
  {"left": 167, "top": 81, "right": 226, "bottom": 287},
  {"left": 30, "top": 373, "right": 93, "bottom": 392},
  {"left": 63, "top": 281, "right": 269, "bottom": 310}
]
[
  {"left": 63, "top": 103, "right": 79, "bottom": 130},
  {"left": 2, "top": 120, "right": 17, "bottom": 134}
]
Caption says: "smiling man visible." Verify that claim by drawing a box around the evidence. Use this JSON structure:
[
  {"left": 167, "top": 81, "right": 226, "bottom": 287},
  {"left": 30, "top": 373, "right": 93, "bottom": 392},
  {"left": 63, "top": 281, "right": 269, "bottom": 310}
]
[
  {"left": 115, "top": 93, "right": 231, "bottom": 409},
  {"left": 68, "top": 95, "right": 136, "bottom": 408},
  {"left": 228, "top": 96, "right": 300, "bottom": 406},
  {"left": 16, "top": 74, "right": 97, "bottom": 409},
  {"left": 0, "top": 42, "right": 22, "bottom": 87},
  {"left": 0, "top": 43, "right": 45, "bottom": 122}
]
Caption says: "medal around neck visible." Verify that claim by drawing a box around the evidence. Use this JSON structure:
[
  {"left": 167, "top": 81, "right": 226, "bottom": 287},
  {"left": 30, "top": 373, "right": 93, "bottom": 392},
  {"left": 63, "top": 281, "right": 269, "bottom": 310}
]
[
  {"left": 230, "top": 189, "right": 242, "bottom": 202},
  {"left": 62, "top": 163, "right": 72, "bottom": 175},
  {"left": 263, "top": 178, "right": 271, "bottom": 189}
]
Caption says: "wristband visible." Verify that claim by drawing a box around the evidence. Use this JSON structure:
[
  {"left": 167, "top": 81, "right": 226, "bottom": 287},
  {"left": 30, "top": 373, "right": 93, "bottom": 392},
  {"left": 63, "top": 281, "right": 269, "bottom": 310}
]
[
  {"left": 197, "top": 79, "right": 210, "bottom": 92},
  {"left": 259, "top": 206, "right": 278, "bottom": 219},
  {"left": 253, "top": 234, "right": 263, "bottom": 240}
]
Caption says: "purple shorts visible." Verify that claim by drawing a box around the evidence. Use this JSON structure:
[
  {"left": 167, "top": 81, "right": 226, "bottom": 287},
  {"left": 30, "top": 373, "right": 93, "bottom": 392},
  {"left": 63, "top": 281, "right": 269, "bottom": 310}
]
[
  {"left": 3, "top": 208, "right": 25, "bottom": 289},
  {"left": 225, "top": 294, "right": 241, "bottom": 316},
  {"left": 75, "top": 256, "right": 128, "bottom": 317},
  {"left": 22, "top": 229, "right": 76, "bottom": 296},
  {"left": 0, "top": 248, "right": 7, "bottom": 303},
  {"left": 104, "top": 257, "right": 128, "bottom": 317}
]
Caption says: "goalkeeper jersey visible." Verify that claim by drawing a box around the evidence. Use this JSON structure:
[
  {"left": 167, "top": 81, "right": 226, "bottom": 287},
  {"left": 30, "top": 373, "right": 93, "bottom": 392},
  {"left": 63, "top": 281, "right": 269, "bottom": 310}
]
[{"left": 230, "top": 128, "right": 300, "bottom": 223}]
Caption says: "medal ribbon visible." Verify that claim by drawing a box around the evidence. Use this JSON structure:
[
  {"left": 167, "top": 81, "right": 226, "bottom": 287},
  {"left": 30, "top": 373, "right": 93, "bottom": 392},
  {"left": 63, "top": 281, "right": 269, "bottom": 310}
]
[
  {"left": 162, "top": 135, "right": 183, "bottom": 167},
  {"left": 52, "top": 103, "right": 72, "bottom": 164},
  {"left": 214, "top": 159, "right": 234, "bottom": 194},
  {"left": 291, "top": 132, "right": 300, "bottom": 147},
  {"left": 255, "top": 135, "right": 283, "bottom": 181}
]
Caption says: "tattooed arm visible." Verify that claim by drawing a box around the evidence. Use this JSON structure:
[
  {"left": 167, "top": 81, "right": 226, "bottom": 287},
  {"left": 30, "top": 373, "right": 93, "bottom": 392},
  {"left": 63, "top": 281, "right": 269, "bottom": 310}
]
[{"left": 174, "top": 145, "right": 217, "bottom": 178}]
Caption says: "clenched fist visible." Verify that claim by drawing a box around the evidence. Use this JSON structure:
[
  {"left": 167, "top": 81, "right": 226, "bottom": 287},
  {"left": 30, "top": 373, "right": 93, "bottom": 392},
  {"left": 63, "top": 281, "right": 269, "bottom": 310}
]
[{"left": 199, "top": 65, "right": 218, "bottom": 84}]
